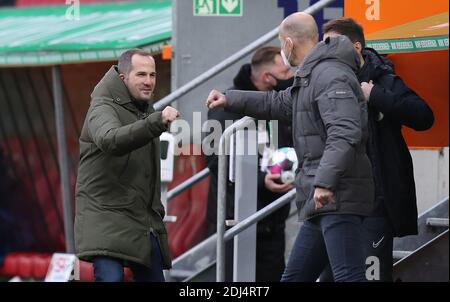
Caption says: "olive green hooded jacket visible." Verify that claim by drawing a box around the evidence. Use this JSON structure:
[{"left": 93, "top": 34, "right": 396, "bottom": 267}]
[{"left": 74, "top": 66, "right": 172, "bottom": 269}]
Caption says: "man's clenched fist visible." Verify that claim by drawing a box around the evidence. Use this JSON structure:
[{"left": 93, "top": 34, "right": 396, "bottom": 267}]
[
  {"left": 314, "top": 187, "right": 335, "bottom": 210},
  {"left": 161, "top": 106, "right": 180, "bottom": 125},
  {"left": 206, "top": 89, "right": 227, "bottom": 109}
]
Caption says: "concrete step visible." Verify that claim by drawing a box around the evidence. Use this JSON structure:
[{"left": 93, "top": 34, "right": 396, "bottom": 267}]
[
  {"left": 393, "top": 250, "right": 413, "bottom": 260},
  {"left": 426, "top": 218, "right": 449, "bottom": 228}
]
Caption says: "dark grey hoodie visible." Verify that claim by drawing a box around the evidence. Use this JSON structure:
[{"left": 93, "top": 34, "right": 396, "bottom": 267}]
[{"left": 225, "top": 36, "right": 374, "bottom": 220}]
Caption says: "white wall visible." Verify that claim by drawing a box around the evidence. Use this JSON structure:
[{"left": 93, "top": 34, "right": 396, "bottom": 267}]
[{"left": 411, "top": 147, "right": 449, "bottom": 214}]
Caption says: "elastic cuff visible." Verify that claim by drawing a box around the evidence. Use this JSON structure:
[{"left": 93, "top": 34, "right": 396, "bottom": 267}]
[
  {"left": 147, "top": 111, "right": 169, "bottom": 134},
  {"left": 224, "top": 90, "right": 244, "bottom": 113}
]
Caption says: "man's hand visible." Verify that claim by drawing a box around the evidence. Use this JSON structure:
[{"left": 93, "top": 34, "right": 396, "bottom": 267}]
[
  {"left": 361, "top": 80, "right": 374, "bottom": 102},
  {"left": 206, "top": 89, "right": 227, "bottom": 109},
  {"left": 314, "top": 187, "right": 335, "bottom": 210},
  {"left": 265, "top": 173, "right": 294, "bottom": 193},
  {"left": 161, "top": 106, "right": 180, "bottom": 125}
]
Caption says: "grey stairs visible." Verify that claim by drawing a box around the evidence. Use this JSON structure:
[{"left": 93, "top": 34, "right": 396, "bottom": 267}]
[
  {"left": 392, "top": 197, "right": 449, "bottom": 282},
  {"left": 168, "top": 197, "right": 449, "bottom": 282}
]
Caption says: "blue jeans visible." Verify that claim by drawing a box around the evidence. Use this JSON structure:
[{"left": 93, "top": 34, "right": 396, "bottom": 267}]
[
  {"left": 281, "top": 214, "right": 366, "bottom": 282},
  {"left": 93, "top": 234, "right": 165, "bottom": 282},
  {"left": 319, "top": 216, "right": 394, "bottom": 282}
]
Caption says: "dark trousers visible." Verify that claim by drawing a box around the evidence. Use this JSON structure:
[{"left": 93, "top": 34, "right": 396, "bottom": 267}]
[
  {"left": 92, "top": 234, "right": 165, "bottom": 282},
  {"left": 207, "top": 222, "right": 286, "bottom": 282},
  {"left": 281, "top": 214, "right": 366, "bottom": 282},
  {"left": 256, "top": 231, "right": 286, "bottom": 282},
  {"left": 320, "top": 216, "right": 394, "bottom": 282}
]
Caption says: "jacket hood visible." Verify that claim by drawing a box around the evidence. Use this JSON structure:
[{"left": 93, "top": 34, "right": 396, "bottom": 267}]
[
  {"left": 233, "top": 64, "right": 258, "bottom": 91},
  {"left": 91, "top": 66, "right": 134, "bottom": 105},
  {"left": 91, "top": 65, "right": 150, "bottom": 112},
  {"left": 297, "top": 36, "right": 361, "bottom": 78}
]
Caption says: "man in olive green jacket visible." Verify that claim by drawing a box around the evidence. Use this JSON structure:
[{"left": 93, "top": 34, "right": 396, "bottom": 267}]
[{"left": 74, "top": 49, "right": 179, "bottom": 282}]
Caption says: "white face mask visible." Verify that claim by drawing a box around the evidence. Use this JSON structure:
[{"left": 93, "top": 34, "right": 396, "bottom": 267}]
[{"left": 281, "top": 40, "right": 294, "bottom": 67}]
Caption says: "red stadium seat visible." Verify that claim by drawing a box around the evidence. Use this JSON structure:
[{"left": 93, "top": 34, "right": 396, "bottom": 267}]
[
  {"left": 31, "top": 254, "right": 51, "bottom": 279},
  {"left": 0, "top": 252, "right": 19, "bottom": 276},
  {"left": 0, "top": 253, "right": 133, "bottom": 282},
  {"left": 167, "top": 145, "right": 209, "bottom": 258},
  {"left": 0, "top": 253, "right": 51, "bottom": 279}
]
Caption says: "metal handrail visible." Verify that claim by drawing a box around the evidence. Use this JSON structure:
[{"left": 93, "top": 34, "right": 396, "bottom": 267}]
[
  {"left": 166, "top": 167, "right": 210, "bottom": 201},
  {"left": 154, "top": 0, "right": 337, "bottom": 110},
  {"left": 224, "top": 189, "right": 296, "bottom": 241},
  {"left": 216, "top": 116, "right": 255, "bottom": 281},
  {"left": 171, "top": 187, "right": 296, "bottom": 281}
]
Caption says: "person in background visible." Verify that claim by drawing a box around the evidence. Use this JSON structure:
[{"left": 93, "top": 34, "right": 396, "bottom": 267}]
[{"left": 206, "top": 46, "right": 294, "bottom": 281}]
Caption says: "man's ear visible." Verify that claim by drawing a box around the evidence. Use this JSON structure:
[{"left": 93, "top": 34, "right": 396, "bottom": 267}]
[
  {"left": 286, "top": 37, "right": 294, "bottom": 49},
  {"left": 354, "top": 41, "right": 363, "bottom": 53},
  {"left": 119, "top": 74, "right": 125, "bottom": 81},
  {"left": 264, "top": 71, "right": 272, "bottom": 83}
]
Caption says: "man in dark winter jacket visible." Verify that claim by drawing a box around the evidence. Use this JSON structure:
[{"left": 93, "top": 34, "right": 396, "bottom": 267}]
[
  {"left": 320, "top": 17, "right": 434, "bottom": 282},
  {"left": 206, "top": 46, "right": 294, "bottom": 281},
  {"left": 207, "top": 13, "right": 374, "bottom": 282},
  {"left": 75, "top": 49, "right": 179, "bottom": 282}
]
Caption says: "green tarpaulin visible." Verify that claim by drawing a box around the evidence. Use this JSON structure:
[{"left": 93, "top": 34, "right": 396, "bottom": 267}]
[{"left": 0, "top": 0, "right": 171, "bottom": 66}]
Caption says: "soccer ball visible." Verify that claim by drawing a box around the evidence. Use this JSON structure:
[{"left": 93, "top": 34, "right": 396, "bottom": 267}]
[{"left": 266, "top": 147, "right": 298, "bottom": 184}]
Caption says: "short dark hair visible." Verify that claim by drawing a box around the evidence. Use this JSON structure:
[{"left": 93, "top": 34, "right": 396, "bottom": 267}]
[
  {"left": 322, "top": 17, "right": 366, "bottom": 49},
  {"left": 118, "top": 48, "right": 152, "bottom": 75},
  {"left": 251, "top": 46, "right": 281, "bottom": 70}
]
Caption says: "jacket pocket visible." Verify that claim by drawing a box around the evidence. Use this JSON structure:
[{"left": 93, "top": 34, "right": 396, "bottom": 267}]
[
  {"left": 298, "top": 168, "right": 340, "bottom": 219},
  {"left": 337, "top": 177, "right": 373, "bottom": 206},
  {"left": 295, "top": 169, "right": 314, "bottom": 215}
]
